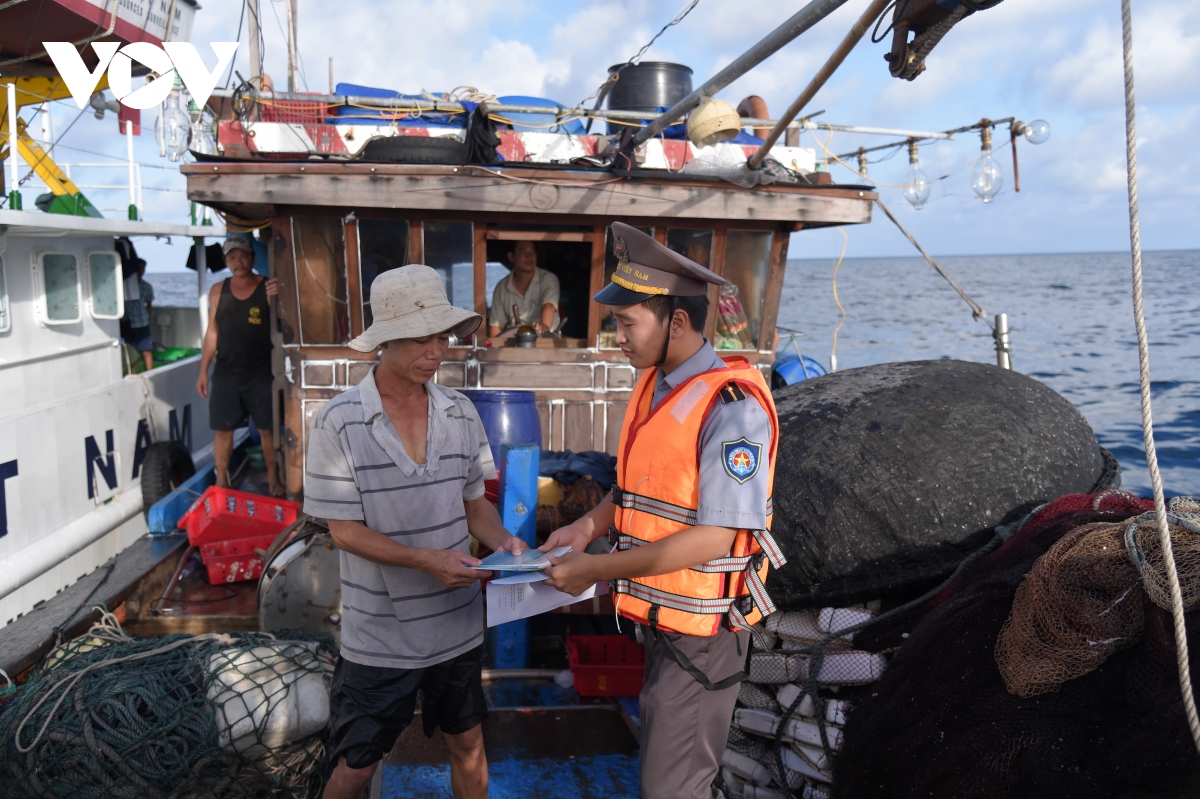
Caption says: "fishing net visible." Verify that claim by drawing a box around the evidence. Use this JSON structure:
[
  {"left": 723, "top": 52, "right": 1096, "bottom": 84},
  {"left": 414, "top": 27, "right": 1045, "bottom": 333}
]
[
  {"left": 0, "top": 611, "right": 336, "bottom": 799},
  {"left": 995, "top": 522, "right": 1143, "bottom": 697},
  {"left": 1126, "top": 497, "right": 1200, "bottom": 613},
  {"left": 832, "top": 495, "right": 1200, "bottom": 799}
]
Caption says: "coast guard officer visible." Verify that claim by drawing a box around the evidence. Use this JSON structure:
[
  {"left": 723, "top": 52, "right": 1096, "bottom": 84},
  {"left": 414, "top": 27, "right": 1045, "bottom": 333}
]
[{"left": 541, "top": 222, "right": 785, "bottom": 799}]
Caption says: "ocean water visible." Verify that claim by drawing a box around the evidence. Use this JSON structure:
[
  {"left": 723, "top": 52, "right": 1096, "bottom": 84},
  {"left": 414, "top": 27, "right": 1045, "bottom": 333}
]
[
  {"left": 776, "top": 250, "right": 1198, "bottom": 497},
  {"left": 150, "top": 250, "right": 1199, "bottom": 496}
]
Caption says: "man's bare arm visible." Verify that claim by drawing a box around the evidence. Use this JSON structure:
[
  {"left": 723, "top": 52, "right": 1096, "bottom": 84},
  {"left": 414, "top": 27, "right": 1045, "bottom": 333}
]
[
  {"left": 463, "top": 496, "right": 525, "bottom": 555},
  {"left": 328, "top": 518, "right": 484, "bottom": 589}
]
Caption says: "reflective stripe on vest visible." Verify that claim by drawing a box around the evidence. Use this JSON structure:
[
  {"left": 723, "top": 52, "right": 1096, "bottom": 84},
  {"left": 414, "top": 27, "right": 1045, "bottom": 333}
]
[{"left": 612, "top": 356, "right": 782, "bottom": 637}]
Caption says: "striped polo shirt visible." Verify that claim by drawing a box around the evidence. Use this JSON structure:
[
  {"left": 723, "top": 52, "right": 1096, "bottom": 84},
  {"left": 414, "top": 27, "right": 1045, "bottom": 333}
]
[{"left": 303, "top": 366, "right": 497, "bottom": 669}]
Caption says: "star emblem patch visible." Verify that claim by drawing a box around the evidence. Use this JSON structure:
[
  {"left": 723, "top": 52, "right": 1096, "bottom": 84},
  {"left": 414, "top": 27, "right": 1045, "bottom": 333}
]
[
  {"left": 613, "top": 235, "right": 630, "bottom": 265},
  {"left": 722, "top": 438, "right": 762, "bottom": 484}
]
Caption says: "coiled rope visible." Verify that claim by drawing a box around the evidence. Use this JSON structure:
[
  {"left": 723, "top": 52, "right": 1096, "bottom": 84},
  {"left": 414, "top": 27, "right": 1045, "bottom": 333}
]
[{"left": 1119, "top": 0, "right": 1200, "bottom": 755}]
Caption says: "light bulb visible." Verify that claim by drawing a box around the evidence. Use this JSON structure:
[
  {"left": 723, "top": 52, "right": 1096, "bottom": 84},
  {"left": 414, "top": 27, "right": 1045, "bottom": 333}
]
[
  {"left": 1024, "top": 119, "right": 1051, "bottom": 145},
  {"left": 902, "top": 141, "right": 930, "bottom": 210},
  {"left": 191, "top": 119, "right": 214, "bottom": 155},
  {"left": 972, "top": 147, "right": 1003, "bottom": 203},
  {"left": 156, "top": 92, "right": 191, "bottom": 162},
  {"left": 903, "top": 164, "right": 931, "bottom": 210}
]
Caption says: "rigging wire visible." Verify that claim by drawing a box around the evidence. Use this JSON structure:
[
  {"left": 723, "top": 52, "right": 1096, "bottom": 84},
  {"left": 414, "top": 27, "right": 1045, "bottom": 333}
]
[
  {"left": 576, "top": 0, "right": 701, "bottom": 110},
  {"left": 1118, "top": 0, "right": 1200, "bottom": 756},
  {"left": 804, "top": 118, "right": 1013, "bottom": 191},
  {"left": 222, "top": 0, "right": 249, "bottom": 90},
  {"left": 874, "top": 197, "right": 988, "bottom": 323}
]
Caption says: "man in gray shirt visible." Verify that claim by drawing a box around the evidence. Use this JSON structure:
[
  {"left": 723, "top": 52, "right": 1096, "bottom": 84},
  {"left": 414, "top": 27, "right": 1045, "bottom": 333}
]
[
  {"left": 487, "top": 239, "right": 560, "bottom": 335},
  {"left": 305, "top": 265, "right": 525, "bottom": 799}
]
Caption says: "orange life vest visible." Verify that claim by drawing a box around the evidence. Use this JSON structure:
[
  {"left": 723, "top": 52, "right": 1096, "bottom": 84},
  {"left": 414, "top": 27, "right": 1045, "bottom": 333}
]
[{"left": 611, "top": 356, "right": 786, "bottom": 637}]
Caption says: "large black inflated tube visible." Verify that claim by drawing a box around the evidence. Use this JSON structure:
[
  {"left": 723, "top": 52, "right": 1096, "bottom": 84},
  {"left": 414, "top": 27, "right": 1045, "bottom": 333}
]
[{"left": 768, "top": 360, "right": 1114, "bottom": 609}]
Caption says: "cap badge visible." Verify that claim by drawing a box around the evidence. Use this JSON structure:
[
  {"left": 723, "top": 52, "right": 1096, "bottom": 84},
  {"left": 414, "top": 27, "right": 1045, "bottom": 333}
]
[{"left": 613, "top": 235, "right": 630, "bottom": 265}]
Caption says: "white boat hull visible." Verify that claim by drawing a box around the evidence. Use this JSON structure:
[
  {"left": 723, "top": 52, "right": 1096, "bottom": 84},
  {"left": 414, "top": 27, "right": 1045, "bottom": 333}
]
[{"left": 0, "top": 355, "right": 213, "bottom": 625}]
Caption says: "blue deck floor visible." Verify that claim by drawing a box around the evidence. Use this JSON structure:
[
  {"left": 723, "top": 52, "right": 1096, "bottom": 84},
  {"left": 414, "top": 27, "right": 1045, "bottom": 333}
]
[{"left": 380, "top": 678, "right": 641, "bottom": 798}]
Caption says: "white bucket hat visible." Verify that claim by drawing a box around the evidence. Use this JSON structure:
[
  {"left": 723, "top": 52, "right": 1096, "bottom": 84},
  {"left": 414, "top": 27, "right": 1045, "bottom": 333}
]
[{"left": 349, "top": 264, "right": 481, "bottom": 352}]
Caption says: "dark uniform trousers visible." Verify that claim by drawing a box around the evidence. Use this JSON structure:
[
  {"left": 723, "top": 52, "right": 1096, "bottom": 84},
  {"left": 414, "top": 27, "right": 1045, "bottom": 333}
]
[{"left": 639, "top": 624, "right": 750, "bottom": 799}]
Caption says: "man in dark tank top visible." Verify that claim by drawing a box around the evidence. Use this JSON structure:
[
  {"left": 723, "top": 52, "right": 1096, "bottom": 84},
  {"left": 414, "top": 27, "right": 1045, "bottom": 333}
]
[{"left": 197, "top": 235, "right": 283, "bottom": 496}]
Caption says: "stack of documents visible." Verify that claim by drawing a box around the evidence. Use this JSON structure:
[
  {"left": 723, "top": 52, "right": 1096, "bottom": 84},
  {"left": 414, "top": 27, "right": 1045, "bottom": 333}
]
[{"left": 472, "top": 546, "right": 609, "bottom": 626}]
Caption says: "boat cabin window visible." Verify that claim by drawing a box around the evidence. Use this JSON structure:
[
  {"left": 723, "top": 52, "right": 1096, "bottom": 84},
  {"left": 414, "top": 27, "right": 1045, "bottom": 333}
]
[
  {"left": 292, "top": 216, "right": 350, "bottom": 345},
  {"left": 666, "top": 229, "right": 714, "bottom": 267},
  {"left": 485, "top": 232, "right": 591, "bottom": 344},
  {"left": 358, "top": 218, "right": 410, "bottom": 328},
  {"left": 0, "top": 255, "right": 9, "bottom": 332},
  {"left": 36, "top": 252, "right": 82, "bottom": 325},
  {"left": 425, "top": 221, "right": 475, "bottom": 314},
  {"left": 719, "top": 231, "right": 771, "bottom": 350},
  {"left": 87, "top": 251, "right": 122, "bottom": 320}
]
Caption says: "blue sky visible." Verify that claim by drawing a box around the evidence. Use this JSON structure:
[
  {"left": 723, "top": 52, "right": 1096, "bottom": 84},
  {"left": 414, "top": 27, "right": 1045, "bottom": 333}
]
[{"left": 20, "top": 0, "right": 1199, "bottom": 272}]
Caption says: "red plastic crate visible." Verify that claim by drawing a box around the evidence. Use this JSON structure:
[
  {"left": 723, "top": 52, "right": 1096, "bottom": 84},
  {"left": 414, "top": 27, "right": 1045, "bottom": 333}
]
[
  {"left": 567, "top": 635, "right": 645, "bottom": 697},
  {"left": 179, "top": 486, "right": 300, "bottom": 584}
]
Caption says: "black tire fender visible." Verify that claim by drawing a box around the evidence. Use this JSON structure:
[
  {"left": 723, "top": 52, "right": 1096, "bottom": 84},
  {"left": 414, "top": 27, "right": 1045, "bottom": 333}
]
[
  {"left": 141, "top": 440, "right": 196, "bottom": 516},
  {"left": 357, "top": 135, "right": 468, "bottom": 164}
]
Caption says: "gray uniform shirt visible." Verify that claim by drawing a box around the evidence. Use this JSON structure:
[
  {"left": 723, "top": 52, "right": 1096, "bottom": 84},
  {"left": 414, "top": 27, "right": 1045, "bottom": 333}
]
[
  {"left": 303, "top": 368, "right": 497, "bottom": 669},
  {"left": 488, "top": 267, "right": 561, "bottom": 331},
  {"left": 652, "top": 340, "right": 772, "bottom": 529}
]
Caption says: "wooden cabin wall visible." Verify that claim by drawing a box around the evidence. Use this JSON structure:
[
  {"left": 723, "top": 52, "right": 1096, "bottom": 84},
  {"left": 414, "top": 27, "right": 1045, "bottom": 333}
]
[
  {"left": 291, "top": 216, "right": 349, "bottom": 345},
  {"left": 270, "top": 211, "right": 790, "bottom": 500}
]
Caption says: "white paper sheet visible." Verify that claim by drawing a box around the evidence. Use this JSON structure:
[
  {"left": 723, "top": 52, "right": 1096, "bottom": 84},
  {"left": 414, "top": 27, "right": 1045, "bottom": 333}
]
[{"left": 485, "top": 573, "right": 608, "bottom": 626}]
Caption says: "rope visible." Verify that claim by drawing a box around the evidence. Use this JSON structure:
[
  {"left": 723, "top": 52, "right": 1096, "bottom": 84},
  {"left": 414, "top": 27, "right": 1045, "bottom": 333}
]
[
  {"left": 894, "top": 4, "right": 970, "bottom": 80},
  {"left": 14, "top": 632, "right": 235, "bottom": 753},
  {"left": 829, "top": 227, "right": 848, "bottom": 373},
  {"left": 1119, "top": 0, "right": 1200, "bottom": 755},
  {"left": 874, "top": 198, "right": 989, "bottom": 323}
]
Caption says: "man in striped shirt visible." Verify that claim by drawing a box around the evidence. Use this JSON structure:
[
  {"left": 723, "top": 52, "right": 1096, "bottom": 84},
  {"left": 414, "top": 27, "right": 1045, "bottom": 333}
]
[{"left": 305, "top": 265, "right": 524, "bottom": 799}]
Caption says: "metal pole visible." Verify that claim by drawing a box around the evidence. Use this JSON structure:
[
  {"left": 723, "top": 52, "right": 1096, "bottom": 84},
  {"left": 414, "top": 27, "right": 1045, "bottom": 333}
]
[
  {"left": 631, "top": 0, "right": 853, "bottom": 146},
  {"left": 6, "top": 82, "right": 22, "bottom": 210},
  {"left": 328, "top": 57, "right": 333, "bottom": 95},
  {"left": 125, "top": 119, "right": 137, "bottom": 220},
  {"left": 286, "top": 0, "right": 298, "bottom": 93},
  {"left": 750, "top": 0, "right": 890, "bottom": 167},
  {"left": 247, "top": 0, "right": 262, "bottom": 88},
  {"left": 40, "top": 101, "right": 53, "bottom": 158},
  {"left": 195, "top": 236, "right": 209, "bottom": 339},
  {"left": 993, "top": 312, "right": 1011, "bottom": 369}
]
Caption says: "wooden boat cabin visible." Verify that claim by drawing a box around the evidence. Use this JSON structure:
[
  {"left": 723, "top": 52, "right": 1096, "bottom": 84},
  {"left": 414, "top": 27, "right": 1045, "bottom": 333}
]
[{"left": 183, "top": 139, "right": 876, "bottom": 500}]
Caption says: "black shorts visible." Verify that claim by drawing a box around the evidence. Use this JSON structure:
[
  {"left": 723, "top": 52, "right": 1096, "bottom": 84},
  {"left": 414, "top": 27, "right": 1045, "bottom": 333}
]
[
  {"left": 327, "top": 645, "right": 488, "bottom": 770},
  {"left": 208, "top": 373, "right": 273, "bottom": 431}
]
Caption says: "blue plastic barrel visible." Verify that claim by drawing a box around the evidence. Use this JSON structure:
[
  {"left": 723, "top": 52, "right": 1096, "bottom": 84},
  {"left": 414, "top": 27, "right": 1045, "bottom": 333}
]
[{"left": 459, "top": 390, "right": 542, "bottom": 468}]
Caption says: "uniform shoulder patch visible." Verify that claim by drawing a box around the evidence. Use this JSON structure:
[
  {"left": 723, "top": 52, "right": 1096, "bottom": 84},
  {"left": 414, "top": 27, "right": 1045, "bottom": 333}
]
[{"left": 722, "top": 438, "right": 762, "bottom": 484}]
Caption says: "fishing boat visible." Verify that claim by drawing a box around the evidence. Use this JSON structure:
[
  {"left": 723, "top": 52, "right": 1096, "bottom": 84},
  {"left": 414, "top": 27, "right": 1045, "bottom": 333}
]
[
  {"left": 3, "top": 1, "right": 1194, "bottom": 798},
  {"left": 0, "top": 0, "right": 222, "bottom": 630}
]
